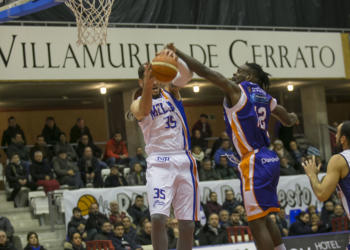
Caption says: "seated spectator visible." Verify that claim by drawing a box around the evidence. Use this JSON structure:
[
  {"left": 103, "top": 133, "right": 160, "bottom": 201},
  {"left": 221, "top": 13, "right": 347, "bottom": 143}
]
[
  {"left": 54, "top": 132, "right": 77, "bottom": 161},
  {"left": 68, "top": 207, "right": 96, "bottom": 242},
  {"left": 223, "top": 190, "right": 242, "bottom": 213},
  {"left": 168, "top": 219, "right": 178, "bottom": 231},
  {"left": 0, "top": 216, "right": 21, "bottom": 250},
  {"left": 216, "top": 156, "right": 238, "bottom": 179},
  {"left": 109, "top": 200, "right": 131, "bottom": 224},
  {"left": 137, "top": 217, "right": 150, "bottom": 234},
  {"left": 277, "top": 208, "right": 290, "bottom": 234},
  {"left": 135, "top": 222, "right": 152, "bottom": 245},
  {"left": 242, "top": 212, "right": 248, "bottom": 226},
  {"left": 214, "top": 139, "right": 237, "bottom": 168},
  {"left": 289, "top": 141, "right": 304, "bottom": 164},
  {"left": 126, "top": 163, "right": 146, "bottom": 186},
  {"left": 70, "top": 118, "right": 93, "bottom": 143},
  {"left": 41, "top": 117, "right": 61, "bottom": 146},
  {"left": 198, "top": 214, "right": 228, "bottom": 246},
  {"left": 210, "top": 131, "right": 229, "bottom": 159},
  {"left": 289, "top": 212, "right": 317, "bottom": 236},
  {"left": 23, "top": 232, "right": 47, "bottom": 250},
  {"left": 0, "top": 230, "right": 17, "bottom": 250},
  {"left": 76, "top": 134, "right": 107, "bottom": 169},
  {"left": 310, "top": 213, "right": 332, "bottom": 233},
  {"left": 105, "top": 132, "right": 129, "bottom": 167},
  {"left": 123, "top": 217, "right": 137, "bottom": 241},
  {"left": 53, "top": 149, "right": 84, "bottom": 189},
  {"left": 93, "top": 221, "right": 110, "bottom": 240},
  {"left": 316, "top": 156, "right": 327, "bottom": 173},
  {"left": 78, "top": 146, "right": 103, "bottom": 188},
  {"left": 206, "top": 192, "right": 223, "bottom": 215},
  {"left": 199, "top": 160, "right": 220, "bottom": 181},
  {"left": 127, "top": 195, "right": 150, "bottom": 226},
  {"left": 64, "top": 232, "right": 86, "bottom": 250},
  {"left": 223, "top": 210, "right": 244, "bottom": 228},
  {"left": 269, "top": 213, "right": 285, "bottom": 237},
  {"left": 7, "top": 133, "right": 30, "bottom": 174},
  {"left": 307, "top": 205, "right": 317, "bottom": 215},
  {"left": 280, "top": 157, "right": 298, "bottom": 176},
  {"left": 5, "top": 153, "right": 37, "bottom": 203},
  {"left": 191, "top": 130, "right": 207, "bottom": 152},
  {"left": 1, "top": 117, "right": 26, "bottom": 153},
  {"left": 219, "top": 210, "right": 229, "bottom": 226},
  {"left": 329, "top": 204, "right": 348, "bottom": 231},
  {"left": 274, "top": 140, "right": 294, "bottom": 166},
  {"left": 30, "top": 151, "right": 60, "bottom": 194},
  {"left": 306, "top": 144, "right": 321, "bottom": 157},
  {"left": 321, "top": 201, "right": 335, "bottom": 224},
  {"left": 192, "top": 114, "right": 212, "bottom": 138},
  {"left": 85, "top": 203, "right": 109, "bottom": 233},
  {"left": 105, "top": 166, "right": 128, "bottom": 187},
  {"left": 109, "top": 223, "right": 142, "bottom": 250},
  {"left": 129, "top": 147, "right": 147, "bottom": 171},
  {"left": 192, "top": 146, "right": 206, "bottom": 168},
  {"left": 30, "top": 135, "right": 53, "bottom": 163},
  {"left": 236, "top": 205, "right": 245, "bottom": 219}
]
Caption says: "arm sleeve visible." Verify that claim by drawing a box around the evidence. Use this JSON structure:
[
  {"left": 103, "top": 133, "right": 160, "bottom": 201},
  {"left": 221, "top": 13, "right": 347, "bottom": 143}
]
[
  {"left": 270, "top": 98, "right": 277, "bottom": 111},
  {"left": 122, "top": 142, "right": 129, "bottom": 157},
  {"left": 172, "top": 58, "right": 193, "bottom": 87},
  {"left": 106, "top": 145, "right": 120, "bottom": 159},
  {"left": 53, "top": 161, "right": 68, "bottom": 176},
  {"left": 5, "top": 164, "right": 18, "bottom": 182},
  {"left": 214, "top": 150, "right": 221, "bottom": 166}
]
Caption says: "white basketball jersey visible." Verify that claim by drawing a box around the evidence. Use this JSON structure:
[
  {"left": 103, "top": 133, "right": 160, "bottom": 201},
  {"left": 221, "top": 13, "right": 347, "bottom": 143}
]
[
  {"left": 337, "top": 150, "right": 350, "bottom": 219},
  {"left": 138, "top": 88, "right": 191, "bottom": 156}
]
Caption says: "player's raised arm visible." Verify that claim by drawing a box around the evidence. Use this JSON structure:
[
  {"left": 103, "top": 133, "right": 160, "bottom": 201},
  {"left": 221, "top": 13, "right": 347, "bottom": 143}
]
[
  {"left": 271, "top": 105, "right": 299, "bottom": 127},
  {"left": 130, "top": 63, "right": 155, "bottom": 121}
]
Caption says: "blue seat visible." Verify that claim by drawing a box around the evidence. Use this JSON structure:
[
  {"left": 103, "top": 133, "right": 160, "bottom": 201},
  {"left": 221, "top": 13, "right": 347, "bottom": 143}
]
[{"left": 289, "top": 209, "right": 302, "bottom": 224}]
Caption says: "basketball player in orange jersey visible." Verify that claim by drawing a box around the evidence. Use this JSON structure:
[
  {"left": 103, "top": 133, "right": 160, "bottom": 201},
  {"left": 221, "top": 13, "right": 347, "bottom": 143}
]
[{"left": 166, "top": 43, "right": 299, "bottom": 250}]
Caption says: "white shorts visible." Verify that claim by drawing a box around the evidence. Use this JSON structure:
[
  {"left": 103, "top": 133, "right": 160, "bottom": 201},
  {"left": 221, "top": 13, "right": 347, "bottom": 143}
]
[{"left": 146, "top": 151, "right": 200, "bottom": 221}]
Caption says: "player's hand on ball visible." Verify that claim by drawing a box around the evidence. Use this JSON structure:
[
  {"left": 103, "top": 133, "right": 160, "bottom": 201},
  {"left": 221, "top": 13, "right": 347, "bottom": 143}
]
[
  {"left": 166, "top": 43, "right": 177, "bottom": 52},
  {"left": 156, "top": 49, "right": 178, "bottom": 61},
  {"left": 302, "top": 155, "right": 321, "bottom": 177}
]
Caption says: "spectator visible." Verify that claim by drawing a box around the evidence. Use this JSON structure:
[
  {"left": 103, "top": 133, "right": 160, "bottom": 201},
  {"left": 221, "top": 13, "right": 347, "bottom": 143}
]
[
  {"left": 138, "top": 217, "right": 150, "bottom": 232},
  {"left": 316, "top": 156, "right": 327, "bottom": 173},
  {"left": 192, "top": 146, "right": 206, "bottom": 168},
  {"left": 93, "top": 221, "right": 110, "bottom": 240},
  {"left": 53, "top": 148, "right": 84, "bottom": 189},
  {"left": 219, "top": 210, "right": 229, "bottom": 226},
  {"left": 206, "top": 192, "right": 223, "bottom": 215},
  {"left": 191, "top": 130, "right": 207, "bottom": 152},
  {"left": 1, "top": 117, "right": 26, "bottom": 153},
  {"left": 329, "top": 205, "right": 348, "bottom": 231},
  {"left": 78, "top": 147, "right": 103, "bottom": 188},
  {"left": 310, "top": 213, "right": 332, "bottom": 233},
  {"left": 30, "top": 135, "right": 53, "bottom": 163},
  {"left": 109, "top": 222, "right": 142, "bottom": 250},
  {"left": 135, "top": 222, "right": 152, "bottom": 245},
  {"left": 109, "top": 200, "right": 131, "bottom": 224},
  {"left": 210, "top": 131, "right": 229, "bottom": 159},
  {"left": 214, "top": 139, "right": 237, "bottom": 168},
  {"left": 276, "top": 208, "right": 290, "bottom": 234},
  {"left": 307, "top": 205, "right": 317, "bottom": 215},
  {"left": 7, "top": 133, "right": 30, "bottom": 174},
  {"left": 123, "top": 217, "right": 137, "bottom": 241},
  {"left": 269, "top": 214, "right": 285, "bottom": 237},
  {"left": 0, "top": 230, "right": 17, "bottom": 250},
  {"left": 126, "top": 163, "right": 146, "bottom": 186},
  {"left": 105, "top": 132, "right": 129, "bottom": 167},
  {"left": 223, "top": 190, "right": 242, "bottom": 213},
  {"left": 280, "top": 157, "right": 298, "bottom": 176},
  {"left": 104, "top": 166, "right": 128, "bottom": 187},
  {"left": 273, "top": 140, "right": 294, "bottom": 166},
  {"left": 30, "top": 151, "right": 60, "bottom": 194},
  {"left": 216, "top": 156, "right": 238, "bottom": 179},
  {"left": 68, "top": 207, "right": 97, "bottom": 242},
  {"left": 242, "top": 211, "right": 249, "bottom": 226},
  {"left": 192, "top": 114, "right": 212, "bottom": 138},
  {"left": 0, "top": 216, "right": 21, "bottom": 250},
  {"left": 321, "top": 201, "right": 335, "bottom": 224},
  {"left": 289, "top": 141, "right": 304, "bottom": 164},
  {"left": 199, "top": 160, "right": 220, "bottom": 181},
  {"left": 236, "top": 205, "right": 245, "bottom": 218},
  {"left": 129, "top": 147, "right": 147, "bottom": 171},
  {"left": 333, "top": 121, "right": 339, "bottom": 129},
  {"left": 54, "top": 132, "right": 77, "bottom": 161},
  {"left": 289, "top": 212, "right": 317, "bottom": 236},
  {"left": 5, "top": 153, "right": 37, "bottom": 203},
  {"left": 23, "top": 232, "right": 47, "bottom": 250},
  {"left": 223, "top": 210, "right": 244, "bottom": 228},
  {"left": 85, "top": 203, "right": 109, "bottom": 233},
  {"left": 127, "top": 195, "right": 150, "bottom": 226},
  {"left": 64, "top": 232, "right": 86, "bottom": 250},
  {"left": 70, "top": 118, "right": 93, "bottom": 143},
  {"left": 76, "top": 134, "right": 107, "bottom": 169},
  {"left": 168, "top": 219, "right": 178, "bottom": 231},
  {"left": 41, "top": 117, "right": 61, "bottom": 146},
  {"left": 198, "top": 214, "right": 228, "bottom": 246}
]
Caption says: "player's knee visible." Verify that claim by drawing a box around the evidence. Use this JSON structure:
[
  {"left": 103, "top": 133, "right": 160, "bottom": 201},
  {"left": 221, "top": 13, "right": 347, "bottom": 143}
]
[
  {"left": 151, "top": 214, "right": 167, "bottom": 226},
  {"left": 178, "top": 221, "right": 195, "bottom": 233}
]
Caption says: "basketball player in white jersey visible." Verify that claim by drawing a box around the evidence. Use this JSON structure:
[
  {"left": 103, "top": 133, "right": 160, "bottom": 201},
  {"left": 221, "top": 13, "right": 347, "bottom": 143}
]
[
  {"left": 130, "top": 49, "right": 200, "bottom": 250},
  {"left": 303, "top": 121, "right": 350, "bottom": 249}
]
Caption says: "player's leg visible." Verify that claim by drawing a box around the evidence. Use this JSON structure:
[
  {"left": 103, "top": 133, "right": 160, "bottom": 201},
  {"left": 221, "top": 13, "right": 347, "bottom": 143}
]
[
  {"left": 151, "top": 214, "right": 168, "bottom": 250},
  {"left": 266, "top": 215, "right": 285, "bottom": 250},
  {"left": 248, "top": 216, "right": 274, "bottom": 250},
  {"left": 177, "top": 220, "right": 195, "bottom": 250}
]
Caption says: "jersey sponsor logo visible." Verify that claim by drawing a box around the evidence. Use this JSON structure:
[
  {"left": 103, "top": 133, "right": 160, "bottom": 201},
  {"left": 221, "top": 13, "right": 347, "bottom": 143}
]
[
  {"left": 261, "top": 157, "right": 279, "bottom": 164},
  {"left": 153, "top": 200, "right": 165, "bottom": 208},
  {"left": 248, "top": 206, "right": 257, "bottom": 212},
  {"left": 155, "top": 157, "right": 170, "bottom": 162},
  {"left": 150, "top": 101, "right": 175, "bottom": 120},
  {"left": 251, "top": 87, "right": 267, "bottom": 95},
  {"left": 251, "top": 93, "right": 269, "bottom": 104}
]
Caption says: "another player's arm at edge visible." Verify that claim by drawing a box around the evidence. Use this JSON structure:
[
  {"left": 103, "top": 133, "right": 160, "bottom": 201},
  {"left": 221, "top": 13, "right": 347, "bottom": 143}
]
[
  {"left": 130, "top": 63, "right": 154, "bottom": 121},
  {"left": 271, "top": 105, "right": 299, "bottom": 127},
  {"left": 303, "top": 155, "right": 347, "bottom": 202}
]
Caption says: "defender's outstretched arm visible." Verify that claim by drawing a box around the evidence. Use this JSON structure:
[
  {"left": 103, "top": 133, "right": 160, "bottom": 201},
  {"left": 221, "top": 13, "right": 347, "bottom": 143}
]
[{"left": 271, "top": 105, "right": 299, "bottom": 127}]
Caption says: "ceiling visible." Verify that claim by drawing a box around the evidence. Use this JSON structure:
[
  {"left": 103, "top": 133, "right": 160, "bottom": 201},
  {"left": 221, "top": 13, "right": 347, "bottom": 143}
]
[{"left": 0, "top": 78, "right": 350, "bottom": 110}]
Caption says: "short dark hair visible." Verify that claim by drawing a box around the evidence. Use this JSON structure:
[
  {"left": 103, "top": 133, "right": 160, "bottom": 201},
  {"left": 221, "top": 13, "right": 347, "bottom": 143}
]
[
  {"left": 340, "top": 121, "right": 350, "bottom": 145},
  {"left": 298, "top": 211, "right": 308, "bottom": 219},
  {"left": 203, "top": 159, "right": 211, "bottom": 165},
  {"left": 135, "top": 195, "right": 143, "bottom": 200},
  {"left": 221, "top": 139, "right": 230, "bottom": 144},
  {"left": 209, "top": 192, "right": 217, "bottom": 197},
  {"left": 73, "top": 207, "right": 81, "bottom": 214},
  {"left": 46, "top": 117, "right": 54, "bottom": 121},
  {"left": 8, "top": 116, "right": 15, "bottom": 122},
  {"left": 220, "top": 156, "right": 228, "bottom": 161},
  {"left": 245, "top": 62, "right": 271, "bottom": 92},
  {"left": 77, "top": 118, "right": 83, "bottom": 122},
  {"left": 138, "top": 64, "right": 146, "bottom": 80},
  {"left": 230, "top": 210, "right": 239, "bottom": 216},
  {"left": 69, "top": 232, "right": 81, "bottom": 242},
  {"left": 200, "top": 114, "right": 208, "bottom": 119},
  {"left": 225, "top": 190, "right": 234, "bottom": 195},
  {"left": 114, "top": 222, "right": 124, "bottom": 229},
  {"left": 59, "top": 132, "right": 66, "bottom": 137},
  {"left": 10, "top": 153, "right": 19, "bottom": 159},
  {"left": 27, "top": 232, "right": 39, "bottom": 243},
  {"left": 37, "top": 135, "right": 44, "bottom": 140},
  {"left": 102, "top": 221, "right": 110, "bottom": 227},
  {"left": 114, "top": 131, "right": 122, "bottom": 136}
]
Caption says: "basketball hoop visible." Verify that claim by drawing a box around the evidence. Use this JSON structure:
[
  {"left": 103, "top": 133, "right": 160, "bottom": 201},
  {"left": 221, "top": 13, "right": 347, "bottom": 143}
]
[{"left": 65, "top": 0, "right": 115, "bottom": 46}]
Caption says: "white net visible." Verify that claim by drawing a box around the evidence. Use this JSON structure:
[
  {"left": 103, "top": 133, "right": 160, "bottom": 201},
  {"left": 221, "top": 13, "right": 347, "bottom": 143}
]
[{"left": 65, "top": 0, "right": 115, "bottom": 46}]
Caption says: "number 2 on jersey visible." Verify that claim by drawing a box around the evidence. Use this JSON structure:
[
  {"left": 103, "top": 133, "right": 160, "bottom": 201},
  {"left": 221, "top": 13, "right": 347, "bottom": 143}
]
[
  {"left": 165, "top": 115, "right": 177, "bottom": 129},
  {"left": 255, "top": 106, "right": 266, "bottom": 130}
]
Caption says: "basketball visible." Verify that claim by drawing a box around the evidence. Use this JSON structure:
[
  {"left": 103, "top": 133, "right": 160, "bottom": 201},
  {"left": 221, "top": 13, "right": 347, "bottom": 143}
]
[
  {"left": 151, "top": 55, "right": 178, "bottom": 83},
  {"left": 77, "top": 195, "right": 98, "bottom": 216}
]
